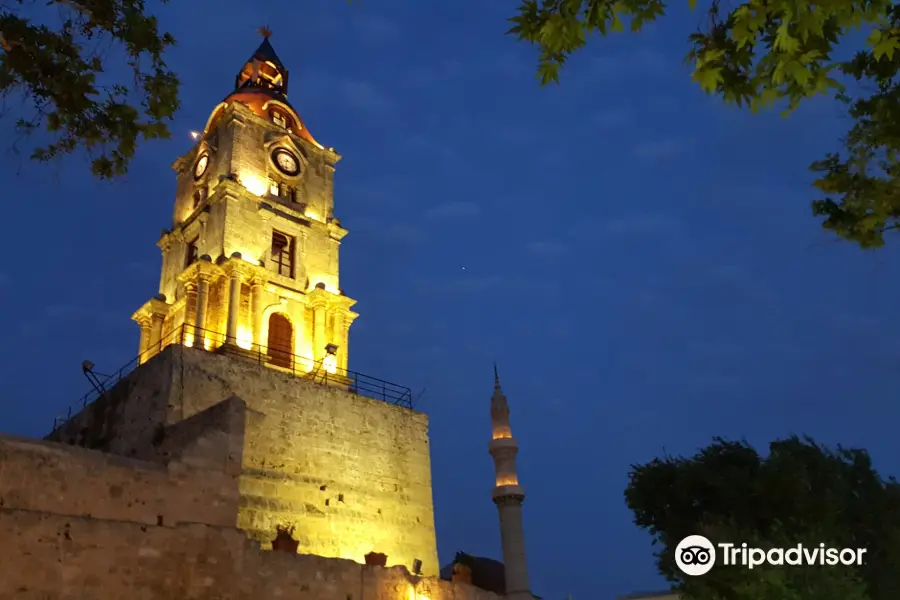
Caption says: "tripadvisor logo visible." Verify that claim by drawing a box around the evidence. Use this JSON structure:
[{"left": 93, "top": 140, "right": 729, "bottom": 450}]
[{"left": 674, "top": 535, "right": 868, "bottom": 576}]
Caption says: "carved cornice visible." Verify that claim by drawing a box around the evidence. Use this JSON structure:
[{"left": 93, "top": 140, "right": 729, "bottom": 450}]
[
  {"left": 177, "top": 257, "right": 222, "bottom": 285},
  {"left": 307, "top": 287, "right": 330, "bottom": 309},
  {"left": 327, "top": 220, "right": 349, "bottom": 242},
  {"left": 213, "top": 178, "right": 246, "bottom": 202},
  {"left": 258, "top": 200, "right": 312, "bottom": 228},
  {"left": 131, "top": 295, "right": 170, "bottom": 322},
  {"left": 223, "top": 255, "right": 260, "bottom": 280}
]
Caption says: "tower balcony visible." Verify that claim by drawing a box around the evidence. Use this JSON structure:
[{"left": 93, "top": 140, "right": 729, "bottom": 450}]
[{"left": 51, "top": 323, "right": 413, "bottom": 432}]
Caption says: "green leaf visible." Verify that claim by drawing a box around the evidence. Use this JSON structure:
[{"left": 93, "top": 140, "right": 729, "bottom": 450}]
[{"left": 874, "top": 36, "right": 900, "bottom": 60}]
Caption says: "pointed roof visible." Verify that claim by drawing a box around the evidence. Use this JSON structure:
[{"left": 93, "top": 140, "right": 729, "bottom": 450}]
[
  {"left": 211, "top": 30, "right": 328, "bottom": 151},
  {"left": 490, "top": 363, "right": 509, "bottom": 417},
  {"left": 492, "top": 363, "right": 506, "bottom": 399},
  {"left": 248, "top": 37, "right": 287, "bottom": 73}
]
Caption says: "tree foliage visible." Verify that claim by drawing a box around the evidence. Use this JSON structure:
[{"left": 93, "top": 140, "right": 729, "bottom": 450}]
[
  {"left": 3, "top": 0, "right": 900, "bottom": 247},
  {"left": 0, "top": 0, "right": 178, "bottom": 178},
  {"left": 509, "top": 0, "right": 900, "bottom": 248},
  {"left": 624, "top": 436, "right": 900, "bottom": 600}
]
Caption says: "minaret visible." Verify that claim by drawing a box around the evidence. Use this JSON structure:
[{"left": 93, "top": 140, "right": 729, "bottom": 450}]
[{"left": 489, "top": 365, "right": 532, "bottom": 600}]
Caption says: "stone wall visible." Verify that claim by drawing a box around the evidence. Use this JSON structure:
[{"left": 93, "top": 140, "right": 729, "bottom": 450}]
[
  {"left": 46, "top": 349, "right": 176, "bottom": 459},
  {"left": 0, "top": 432, "right": 239, "bottom": 528},
  {"left": 43, "top": 345, "right": 439, "bottom": 577},
  {"left": 0, "top": 508, "right": 498, "bottom": 600},
  {"left": 172, "top": 346, "right": 440, "bottom": 576}
]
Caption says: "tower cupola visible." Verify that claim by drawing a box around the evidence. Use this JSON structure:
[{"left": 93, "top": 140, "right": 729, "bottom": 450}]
[{"left": 235, "top": 27, "right": 289, "bottom": 98}]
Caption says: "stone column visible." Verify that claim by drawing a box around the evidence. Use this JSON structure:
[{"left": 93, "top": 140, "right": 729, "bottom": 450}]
[
  {"left": 138, "top": 318, "right": 152, "bottom": 363},
  {"left": 195, "top": 275, "right": 211, "bottom": 337},
  {"left": 251, "top": 278, "right": 265, "bottom": 350},
  {"left": 184, "top": 281, "right": 198, "bottom": 344},
  {"left": 313, "top": 301, "right": 327, "bottom": 362},
  {"left": 333, "top": 311, "right": 346, "bottom": 370},
  {"left": 149, "top": 313, "right": 165, "bottom": 357},
  {"left": 225, "top": 263, "right": 244, "bottom": 345}
]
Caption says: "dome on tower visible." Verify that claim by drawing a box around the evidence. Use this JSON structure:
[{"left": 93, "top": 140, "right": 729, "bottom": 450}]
[{"left": 205, "top": 30, "right": 323, "bottom": 148}]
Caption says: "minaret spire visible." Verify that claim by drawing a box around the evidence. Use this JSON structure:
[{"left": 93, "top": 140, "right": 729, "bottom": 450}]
[{"left": 487, "top": 366, "right": 532, "bottom": 600}]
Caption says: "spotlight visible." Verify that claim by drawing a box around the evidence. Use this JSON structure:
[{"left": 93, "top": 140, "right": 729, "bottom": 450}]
[{"left": 412, "top": 559, "right": 422, "bottom": 575}]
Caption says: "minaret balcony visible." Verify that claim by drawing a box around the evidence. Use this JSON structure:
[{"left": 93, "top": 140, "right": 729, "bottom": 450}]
[
  {"left": 492, "top": 483, "right": 526, "bottom": 501},
  {"left": 489, "top": 436, "right": 519, "bottom": 455}
]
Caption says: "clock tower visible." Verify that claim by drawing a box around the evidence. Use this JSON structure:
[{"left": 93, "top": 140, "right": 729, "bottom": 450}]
[{"left": 131, "top": 32, "right": 357, "bottom": 375}]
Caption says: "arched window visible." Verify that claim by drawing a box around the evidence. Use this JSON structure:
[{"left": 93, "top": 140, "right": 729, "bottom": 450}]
[{"left": 267, "top": 313, "right": 293, "bottom": 368}]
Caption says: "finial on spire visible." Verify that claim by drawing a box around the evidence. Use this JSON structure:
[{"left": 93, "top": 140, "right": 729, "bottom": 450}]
[
  {"left": 258, "top": 25, "right": 272, "bottom": 39},
  {"left": 492, "top": 362, "right": 504, "bottom": 395}
]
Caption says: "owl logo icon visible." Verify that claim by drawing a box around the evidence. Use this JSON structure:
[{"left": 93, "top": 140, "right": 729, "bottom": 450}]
[{"left": 675, "top": 535, "right": 716, "bottom": 576}]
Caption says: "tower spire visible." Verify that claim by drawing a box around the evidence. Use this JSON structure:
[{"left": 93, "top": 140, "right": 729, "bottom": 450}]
[
  {"left": 234, "top": 29, "right": 289, "bottom": 96},
  {"left": 487, "top": 366, "right": 532, "bottom": 600}
]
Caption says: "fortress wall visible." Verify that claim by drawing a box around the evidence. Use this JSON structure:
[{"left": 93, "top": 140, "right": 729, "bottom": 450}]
[
  {"left": 168, "top": 346, "right": 440, "bottom": 576},
  {"left": 0, "top": 510, "right": 498, "bottom": 600},
  {"left": 0, "top": 414, "right": 240, "bottom": 528},
  {"left": 30, "top": 344, "right": 439, "bottom": 577},
  {"left": 44, "top": 349, "right": 177, "bottom": 458}
]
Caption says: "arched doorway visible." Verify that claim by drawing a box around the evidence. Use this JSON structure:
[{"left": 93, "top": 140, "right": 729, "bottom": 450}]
[{"left": 267, "top": 313, "right": 293, "bottom": 369}]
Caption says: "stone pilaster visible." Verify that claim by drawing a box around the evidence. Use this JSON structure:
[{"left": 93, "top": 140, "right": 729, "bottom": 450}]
[{"left": 307, "top": 287, "right": 329, "bottom": 363}]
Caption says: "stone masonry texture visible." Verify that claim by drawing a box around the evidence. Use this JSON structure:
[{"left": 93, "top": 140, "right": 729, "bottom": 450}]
[
  {"left": 0, "top": 507, "right": 498, "bottom": 600},
  {"left": 37, "top": 345, "right": 439, "bottom": 579}
]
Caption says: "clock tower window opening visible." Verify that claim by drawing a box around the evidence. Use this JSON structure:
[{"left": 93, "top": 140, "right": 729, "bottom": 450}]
[
  {"left": 192, "top": 186, "right": 207, "bottom": 209},
  {"left": 185, "top": 237, "right": 199, "bottom": 268},
  {"left": 258, "top": 61, "right": 283, "bottom": 90},
  {"left": 268, "top": 178, "right": 297, "bottom": 203},
  {"left": 271, "top": 110, "right": 292, "bottom": 132},
  {"left": 270, "top": 231, "right": 294, "bottom": 278}
]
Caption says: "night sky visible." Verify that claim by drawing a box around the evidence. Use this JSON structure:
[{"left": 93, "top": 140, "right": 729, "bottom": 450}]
[{"left": 3, "top": 2, "right": 900, "bottom": 599}]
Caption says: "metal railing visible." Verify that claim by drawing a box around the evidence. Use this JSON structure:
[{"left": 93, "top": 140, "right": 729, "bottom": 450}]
[{"left": 52, "top": 323, "right": 413, "bottom": 430}]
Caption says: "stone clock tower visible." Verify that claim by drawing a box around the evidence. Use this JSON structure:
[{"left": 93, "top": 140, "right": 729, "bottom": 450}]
[{"left": 131, "top": 33, "right": 357, "bottom": 374}]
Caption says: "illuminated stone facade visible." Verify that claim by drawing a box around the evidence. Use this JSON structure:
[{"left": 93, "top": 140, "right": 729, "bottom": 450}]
[
  {"left": 43, "top": 345, "right": 439, "bottom": 574},
  {"left": 132, "top": 36, "right": 356, "bottom": 374},
  {"left": 0, "top": 35, "right": 534, "bottom": 600},
  {"left": 0, "top": 394, "right": 468, "bottom": 599}
]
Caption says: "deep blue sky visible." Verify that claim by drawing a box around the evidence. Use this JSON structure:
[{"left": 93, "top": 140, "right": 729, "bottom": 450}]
[{"left": 3, "top": 2, "right": 900, "bottom": 599}]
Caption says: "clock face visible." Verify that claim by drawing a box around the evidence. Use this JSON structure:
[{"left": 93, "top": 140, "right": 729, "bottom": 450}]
[
  {"left": 194, "top": 153, "right": 209, "bottom": 179},
  {"left": 272, "top": 149, "right": 300, "bottom": 176}
]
